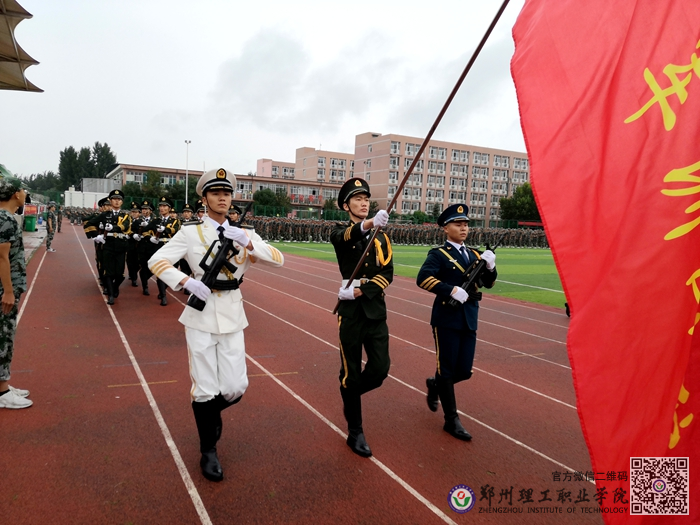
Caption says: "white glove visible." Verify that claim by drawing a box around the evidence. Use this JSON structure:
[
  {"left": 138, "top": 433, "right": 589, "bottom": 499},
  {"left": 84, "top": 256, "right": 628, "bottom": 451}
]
[
  {"left": 104, "top": 223, "right": 114, "bottom": 232},
  {"left": 338, "top": 286, "right": 356, "bottom": 301},
  {"left": 373, "top": 210, "right": 389, "bottom": 228},
  {"left": 93, "top": 234, "right": 105, "bottom": 244},
  {"left": 150, "top": 236, "right": 160, "bottom": 244},
  {"left": 451, "top": 287, "right": 468, "bottom": 304},
  {"left": 223, "top": 225, "right": 250, "bottom": 247},
  {"left": 133, "top": 234, "right": 141, "bottom": 241},
  {"left": 157, "top": 225, "right": 166, "bottom": 233},
  {"left": 183, "top": 278, "right": 211, "bottom": 301},
  {"left": 481, "top": 250, "right": 496, "bottom": 270}
]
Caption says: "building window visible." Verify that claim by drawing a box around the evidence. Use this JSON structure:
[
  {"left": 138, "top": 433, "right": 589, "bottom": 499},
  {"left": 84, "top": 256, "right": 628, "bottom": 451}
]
[
  {"left": 317, "top": 168, "right": 325, "bottom": 178},
  {"left": 389, "top": 171, "right": 399, "bottom": 183},
  {"left": 368, "top": 144, "right": 373, "bottom": 153},
  {"left": 318, "top": 157, "right": 326, "bottom": 167},
  {"left": 390, "top": 141, "right": 400, "bottom": 154}
]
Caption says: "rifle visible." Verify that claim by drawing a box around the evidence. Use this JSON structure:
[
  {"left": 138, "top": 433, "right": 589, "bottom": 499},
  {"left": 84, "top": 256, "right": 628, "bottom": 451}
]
[
  {"left": 186, "top": 201, "right": 254, "bottom": 312},
  {"left": 447, "top": 234, "right": 505, "bottom": 307}
]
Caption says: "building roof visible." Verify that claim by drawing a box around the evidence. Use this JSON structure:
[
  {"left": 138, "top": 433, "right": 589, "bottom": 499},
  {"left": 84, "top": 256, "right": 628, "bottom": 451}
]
[{"left": 0, "top": 0, "right": 41, "bottom": 92}]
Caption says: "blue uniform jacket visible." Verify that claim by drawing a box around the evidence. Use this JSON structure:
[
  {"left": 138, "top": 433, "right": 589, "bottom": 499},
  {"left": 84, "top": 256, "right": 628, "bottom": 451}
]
[{"left": 416, "top": 242, "right": 497, "bottom": 331}]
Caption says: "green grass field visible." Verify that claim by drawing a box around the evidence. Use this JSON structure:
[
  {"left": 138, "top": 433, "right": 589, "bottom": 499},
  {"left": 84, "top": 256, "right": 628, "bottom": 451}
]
[{"left": 270, "top": 241, "right": 566, "bottom": 308}]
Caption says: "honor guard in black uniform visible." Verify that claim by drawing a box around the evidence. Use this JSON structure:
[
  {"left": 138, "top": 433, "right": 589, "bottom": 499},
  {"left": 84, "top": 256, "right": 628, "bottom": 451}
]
[
  {"left": 177, "top": 203, "right": 197, "bottom": 287},
  {"left": 86, "top": 190, "right": 132, "bottom": 305},
  {"left": 149, "top": 196, "right": 181, "bottom": 305},
  {"left": 126, "top": 202, "right": 141, "bottom": 286},
  {"left": 84, "top": 197, "right": 111, "bottom": 295},
  {"left": 195, "top": 199, "right": 206, "bottom": 221},
  {"left": 134, "top": 199, "right": 157, "bottom": 296},
  {"left": 416, "top": 204, "right": 497, "bottom": 441},
  {"left": 331, "top": 178, "right": 392, "bottom": 458},
  {"left": 227, "top": 204, "right": 242, "bottom": 225}
]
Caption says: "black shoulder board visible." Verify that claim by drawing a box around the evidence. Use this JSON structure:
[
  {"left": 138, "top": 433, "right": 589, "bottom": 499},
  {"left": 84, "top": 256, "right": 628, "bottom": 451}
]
[
  {"left": 183, "top": 220, "right": 204, "bottom": 226},
  {"left": 241, "top": 224, "right": 254, "bottom": 230}
]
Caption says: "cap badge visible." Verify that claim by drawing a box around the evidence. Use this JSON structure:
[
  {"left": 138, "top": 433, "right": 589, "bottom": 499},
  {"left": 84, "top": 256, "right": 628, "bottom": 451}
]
[
  {"left": 457, "top": 206, "right": 464, "bottom": 213},
  {"left": 354, "top": 180, "right": 362, "bottom": 187},
  {"left": 216, "top": 169, "right": 227, "bottom": 179}
]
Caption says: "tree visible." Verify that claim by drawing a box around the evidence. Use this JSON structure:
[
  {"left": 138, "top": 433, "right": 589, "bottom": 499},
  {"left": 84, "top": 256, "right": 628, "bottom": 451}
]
[
  {"left": 167, "top": 177, "right": 198, "bottom": 204},
  {"left": 431, "top": 203, "right": 441, "bottom": 222},
  {"left": 368, "top": 200, "right": 379, "bottom": 217},
  {"left": 58, "top": 146, "right": 80, "bottom": 189},
  {"left": 253, "top": 188, "right": 278, "bottom": 207},
  {"left": 142, "top": 170, "right": 162, "bottom": 198},
  {"left": 92, "top": 142, "right": 117, "bottom": 178},
  {"left": 122, "top": 182, "right": 144, "bottom": 200},
  {"left": 274, "top": 188, "right": 292, "bottom": 213},
  {"left": 409, "top": 210, "right": 430, "bottom": 224},
  {"left": 77, "top": 147, "right": 93, "bottom": 182},
  {"left": 499, "top": 182, "right": 540, "bottom": 221},
  {"left": 323, "top": 197, "right": 337, "bottom": 211}
]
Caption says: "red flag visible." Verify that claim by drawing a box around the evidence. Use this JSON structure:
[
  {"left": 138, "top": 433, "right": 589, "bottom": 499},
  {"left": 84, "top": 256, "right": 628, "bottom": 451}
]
[{"left": 512, "top": 1, "right": 700, "bottom": 522}]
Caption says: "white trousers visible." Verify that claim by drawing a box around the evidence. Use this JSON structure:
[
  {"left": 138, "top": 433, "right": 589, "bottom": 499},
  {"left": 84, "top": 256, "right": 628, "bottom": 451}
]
[{"left": 185, "top": 327, "right": 249, "bottom": 403}]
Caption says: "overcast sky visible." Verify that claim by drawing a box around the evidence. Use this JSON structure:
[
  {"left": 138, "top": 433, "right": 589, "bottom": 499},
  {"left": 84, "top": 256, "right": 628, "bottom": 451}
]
[{"left": 2, "top": 0, "right": 527, "bottom": 178}]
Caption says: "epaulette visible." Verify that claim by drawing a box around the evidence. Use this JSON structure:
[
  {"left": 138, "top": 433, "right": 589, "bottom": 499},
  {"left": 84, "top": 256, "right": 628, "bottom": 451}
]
[
  {"left": 182, "top": 220, "right": 203, "bottom": 226},
  {"left": 241, "top": 224, "right": 254, "bottom": 230}
]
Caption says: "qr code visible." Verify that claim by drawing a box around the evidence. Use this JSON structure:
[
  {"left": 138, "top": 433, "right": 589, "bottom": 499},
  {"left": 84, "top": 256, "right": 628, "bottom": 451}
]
[{"left": 630, "top": 457, "right": 689, "bottom": 515}]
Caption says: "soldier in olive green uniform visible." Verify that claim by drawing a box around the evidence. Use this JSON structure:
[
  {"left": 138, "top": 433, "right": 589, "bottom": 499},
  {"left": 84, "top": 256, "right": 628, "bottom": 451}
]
[
  {"left": 0, "top": 178, "right": 32, "bottom": 409},
  {"left": 84, "top": 197, "right": 111, "bottom": 295},
  {"left": 331, "top": 178, "right": 392, "bottom": 458},
  {"left": 46, "top": 202, "right": 56, "bottom": 252}
]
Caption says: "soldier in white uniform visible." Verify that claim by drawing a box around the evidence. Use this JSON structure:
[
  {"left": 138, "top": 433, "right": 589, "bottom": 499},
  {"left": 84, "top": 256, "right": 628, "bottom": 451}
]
[{"left": 148, "top": 168, "right": 284, "bottom": 482}]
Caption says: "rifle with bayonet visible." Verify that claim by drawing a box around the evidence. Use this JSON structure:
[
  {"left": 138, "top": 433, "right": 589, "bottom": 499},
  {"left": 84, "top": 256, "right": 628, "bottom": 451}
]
[
  {"left": 447, "top": 233, "right": 505, "bottom": 307},
  {"left": 186, "top": 201, "right": 254, "bottom": 312}
]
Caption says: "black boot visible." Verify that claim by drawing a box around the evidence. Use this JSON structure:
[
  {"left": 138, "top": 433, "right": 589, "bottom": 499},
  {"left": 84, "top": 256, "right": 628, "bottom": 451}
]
[
  {"left": 426, "top": 377, "right": 439, "bottom": 412},
  {"left": 157, "top": 279, "right": 167, "bottom": 306},
  {"left": 437, "top": 377, "right": 472, "bottom": 441},
  {"left": 131, "top": 278, "right": 138, "bottom": 287},
  {"left": 113, "top": 276, "right": 124, "bottom": 299},
  {"left": 140, "top": 271, "right": 150, "bottom": 295},
  {"left": 105, "top": 278, "right": 115, "bottom": 305},
  {"left": 192, "top": 399, "right": 223, "bottom": 482},
  {"left": 340, "top": 387, "right": 371, "bottom": 457}
]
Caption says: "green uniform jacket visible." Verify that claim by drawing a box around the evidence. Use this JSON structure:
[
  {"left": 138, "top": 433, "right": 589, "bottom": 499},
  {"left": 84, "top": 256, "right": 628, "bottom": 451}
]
[{"left": 330, "top": 221, "right": 393, "bottom": 320}]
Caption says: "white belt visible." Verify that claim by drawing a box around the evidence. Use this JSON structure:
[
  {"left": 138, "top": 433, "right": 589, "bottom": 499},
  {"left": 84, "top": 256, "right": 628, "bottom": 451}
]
[
  {"left": 341, "top": 278, "right": 368, "bottom": 288},
  {"left": 106, "top": 232, "right": 128, "bottom": 238}
]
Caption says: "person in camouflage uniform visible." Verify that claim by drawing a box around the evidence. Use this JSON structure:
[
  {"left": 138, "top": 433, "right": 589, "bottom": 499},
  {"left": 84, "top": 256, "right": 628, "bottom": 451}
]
[
  {"left": 46, "top": 202, "right": 57, "bottom": 252},
  {"left": 56, "top": 205, "right": 63, "bottom": 233},
  {"left": 0, "top": 178, "right": 32, "bottom": 409}
]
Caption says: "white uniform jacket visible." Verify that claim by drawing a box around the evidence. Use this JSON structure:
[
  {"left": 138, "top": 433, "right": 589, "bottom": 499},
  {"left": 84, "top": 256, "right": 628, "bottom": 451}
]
[{"left": 148, "top": 220, "right": 284, "bottom": 335}]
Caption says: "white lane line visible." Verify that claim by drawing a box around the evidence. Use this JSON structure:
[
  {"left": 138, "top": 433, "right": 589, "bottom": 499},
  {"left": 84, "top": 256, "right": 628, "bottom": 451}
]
[
  {"left": 162, "top": 284, "right": 457, "bottom": 523},
  {"left": 251, "top": 266, "right": 568, "bottom": 344},
  {"left": 389, "top": 334, "right": 576, "bottom": 409},
  {"left": 73, "top": 229, "right": 212, "bottom": 525},
  {"left": 17, "top": 250, "right": 48, "bottom": 325},
  {"left": 244, "top": 299, "right": 592, "bottom": 484},
  {"left": 280, "top": 251, "right": 569, "bottom": 317},
  {"left": 245, "top": 353, "right": 458, "bottom": 525},
  {"left": 247, "top": 276, "right": 575, "bottom": 396}
]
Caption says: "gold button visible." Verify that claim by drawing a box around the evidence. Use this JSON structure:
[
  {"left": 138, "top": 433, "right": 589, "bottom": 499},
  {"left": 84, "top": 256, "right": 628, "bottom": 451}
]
[
  {"left": 365, "top": 263, "right": 368, "bottom": 267},
  {"left": 217, "top": 293, "right": 222, "bottom": 297}
]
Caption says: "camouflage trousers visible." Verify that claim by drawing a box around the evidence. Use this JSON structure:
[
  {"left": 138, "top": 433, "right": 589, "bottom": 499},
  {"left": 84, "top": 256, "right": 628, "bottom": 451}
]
[
  {"left": 0, "top": 294, "right": 22, "bottom": 382},
  {"left": 46, "top": 231, "right": 55, "bottom": 249}
]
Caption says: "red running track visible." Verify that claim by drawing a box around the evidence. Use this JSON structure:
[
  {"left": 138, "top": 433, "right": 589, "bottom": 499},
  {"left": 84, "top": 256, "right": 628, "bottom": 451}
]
[{"left": 1, "top": 224, "right": 604, "bottom": 524}]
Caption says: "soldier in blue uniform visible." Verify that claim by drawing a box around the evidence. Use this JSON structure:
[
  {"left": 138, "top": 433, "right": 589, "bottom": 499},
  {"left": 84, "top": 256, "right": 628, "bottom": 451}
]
[
  {"left": 416, "top": 204, "right": 497, "bottom": 441},
  {"left": 331, "top": 178, "right": 391, "bottom": 458}
]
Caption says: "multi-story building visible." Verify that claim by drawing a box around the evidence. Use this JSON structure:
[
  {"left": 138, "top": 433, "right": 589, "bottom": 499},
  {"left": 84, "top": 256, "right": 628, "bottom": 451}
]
[
  {"left": 105, "top": 163, "right": 204, "bottom": 187},
  {"left": 353, "top": 132, "right": 529, "bottom": 227},
  {"left": 256, "top": 158, "right": 296, "bottom": 181}
]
